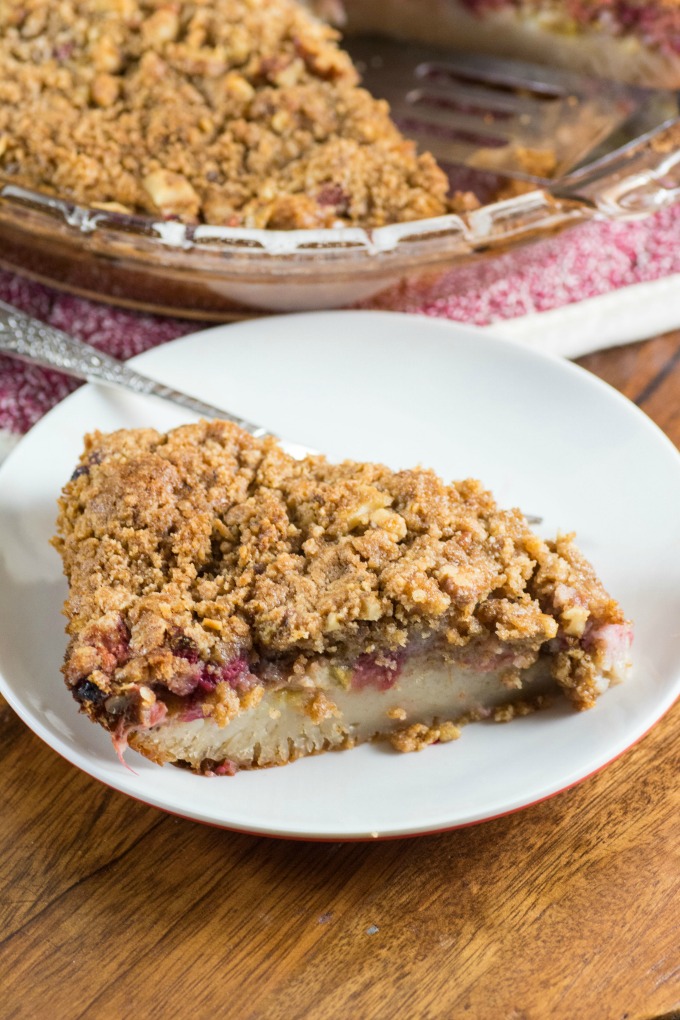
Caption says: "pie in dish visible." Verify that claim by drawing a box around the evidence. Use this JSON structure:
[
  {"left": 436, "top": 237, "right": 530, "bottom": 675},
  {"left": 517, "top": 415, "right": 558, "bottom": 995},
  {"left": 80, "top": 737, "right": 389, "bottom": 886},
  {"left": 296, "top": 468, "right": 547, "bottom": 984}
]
[
  {"left": 53, "top": 421, "right": 632, "bottom": 775},
  {"left": 0, "top": 0, "right": 452, "bottom": 227},
  {"left": 1, "top": 0, "right": 674, "bottom": 235},
  {"left": 327, "top": 0, "right": 680, "bottom": 88}
]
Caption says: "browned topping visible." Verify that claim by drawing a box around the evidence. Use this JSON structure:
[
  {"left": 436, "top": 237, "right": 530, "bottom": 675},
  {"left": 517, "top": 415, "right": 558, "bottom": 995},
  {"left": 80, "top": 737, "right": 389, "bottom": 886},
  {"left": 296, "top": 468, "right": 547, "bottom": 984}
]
[
  {"left": 651, "top": 123, "right": 680, "bottom": 154},
  {"left": 389, "top": 719, "right": 461, "bottom": 753},
  {"left": 55, "top": 422, "right": 553, "bottom": 658},
  {"left": 306, "top": 690, "right": 340, "bottom": 723},
  {"left": 201, "top": 681, "right": 239, "bottom": 727},
  {"left": 388, "top": 696, "right": 547, "bottom": 752},
  {"left": 55, "top": 420, "right": 628, "bottom": 730},
  {"left": 0, "top": 0, "right": 451, "bottom": 227},
  {"left": 389, "top": 722, "right": 441, "bottom": 753},
  {"left": 386, "top": 706, "right": 407, "bottom": 721}
]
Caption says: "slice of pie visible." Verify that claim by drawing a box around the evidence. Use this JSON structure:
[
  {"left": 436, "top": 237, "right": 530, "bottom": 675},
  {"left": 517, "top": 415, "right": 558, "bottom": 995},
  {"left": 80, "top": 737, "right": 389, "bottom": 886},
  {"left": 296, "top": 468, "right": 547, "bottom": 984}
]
[
  {"left": 0, "top": 0, "right": 451, "bottom": 227},
  {"left": 53, "top": 421, "right": 632, "bottom": 775},
  {"left": 323, "top": 0, "right": 680, "bottom": 88}
]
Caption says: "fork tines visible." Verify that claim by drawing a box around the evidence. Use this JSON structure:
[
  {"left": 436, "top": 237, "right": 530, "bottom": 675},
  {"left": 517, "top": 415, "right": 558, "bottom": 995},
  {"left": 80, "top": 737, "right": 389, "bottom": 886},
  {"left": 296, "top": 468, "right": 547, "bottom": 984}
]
[{"left": 347, "top": 37, "right": 680, "bottom": 183}]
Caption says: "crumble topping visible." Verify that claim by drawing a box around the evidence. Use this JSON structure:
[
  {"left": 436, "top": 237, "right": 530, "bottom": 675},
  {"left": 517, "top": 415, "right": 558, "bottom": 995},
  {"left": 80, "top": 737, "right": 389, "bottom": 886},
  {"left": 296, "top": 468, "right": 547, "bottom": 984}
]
[
  {"left": 388, "top": 695, "right": 545, "bottom": 752},
  {"left": 54, "top": 420, "right": 629, "bottom": 745},
  {"left": 0, "top": 0, "right": 452, "bottom": 227},
  {"left": 389, "top": 719, "right": 461, "bottom": 752}
]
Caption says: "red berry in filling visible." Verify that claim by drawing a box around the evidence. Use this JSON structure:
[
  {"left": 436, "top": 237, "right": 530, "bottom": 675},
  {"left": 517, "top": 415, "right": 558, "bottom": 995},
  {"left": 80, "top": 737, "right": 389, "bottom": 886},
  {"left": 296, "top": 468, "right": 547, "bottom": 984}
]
[{"left": 351, "top": 652, "right": 404, "bottom": 692}]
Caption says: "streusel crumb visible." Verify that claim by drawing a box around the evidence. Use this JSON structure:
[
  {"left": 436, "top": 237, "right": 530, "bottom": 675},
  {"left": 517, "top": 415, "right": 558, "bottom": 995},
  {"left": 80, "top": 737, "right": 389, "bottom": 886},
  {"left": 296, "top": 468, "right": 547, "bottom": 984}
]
[{"left": 0, "top": 0, "right": 451, "bottom": 227}]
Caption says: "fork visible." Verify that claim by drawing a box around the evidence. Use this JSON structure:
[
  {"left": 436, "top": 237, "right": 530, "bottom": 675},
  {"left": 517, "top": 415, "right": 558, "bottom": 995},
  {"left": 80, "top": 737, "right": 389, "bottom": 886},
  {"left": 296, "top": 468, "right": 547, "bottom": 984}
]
[
  {"left": 0, "top": 300, "right": 544, "bottom": 524},
  {"left": 0, "top": 300, "right": 314, "bottom": 459},
  {"left": 347, "top": 37, "right": 680, "bottom": 187}
]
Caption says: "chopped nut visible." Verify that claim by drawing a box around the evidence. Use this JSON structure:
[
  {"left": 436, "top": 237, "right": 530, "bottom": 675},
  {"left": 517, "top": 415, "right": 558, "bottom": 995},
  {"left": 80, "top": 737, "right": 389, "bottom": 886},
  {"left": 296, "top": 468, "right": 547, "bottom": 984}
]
[
  {"left": 324, "top": 611, "right": 343, "bottom": 633},
  {"left": 202, "top": 618, "right": 223, "bottom": 633},
  {"left": 224, "top": 71, "right": 255, "bottom": 103},
  {"left": 90, "top": 36, "right": 123, "bottom": 74},
  {"left": 346, "top": 498, "right": 390, "bottom": 531},
  {"left": 142, "top": 8, "right": 180, "bottom": 47},
  {"left": 143, "top": 170, "right": 201, "bottom": 219},
  {"left": 270, "top": 110, "right": 291, "bottom": 134},
  {"left": 270, "top": 57, "right": 304, "bottom": 88},
  {"left": 561, "top": 605, "right": 590, "bottom": 637},
  {"left": 21, "top": 8, "right": 47, "bottom": 38},
  {"left": 370, "top": 508, "right": 407, "bottom": 541},
  {"left": 358, "top": 594, "right": 381, "bottom": 621},
  {"left": 91, "top": 73, "right": 120, "bottom": 108},
  {"left": 138, "top": 685, "right": 156, "bottom": 706}
]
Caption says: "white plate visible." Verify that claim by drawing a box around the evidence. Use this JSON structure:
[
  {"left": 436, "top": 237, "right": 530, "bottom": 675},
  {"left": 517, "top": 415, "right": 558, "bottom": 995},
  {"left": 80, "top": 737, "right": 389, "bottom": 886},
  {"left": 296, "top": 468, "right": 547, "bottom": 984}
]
[{"left": 1, "top": 311, "right": 679, "bottom": 840}]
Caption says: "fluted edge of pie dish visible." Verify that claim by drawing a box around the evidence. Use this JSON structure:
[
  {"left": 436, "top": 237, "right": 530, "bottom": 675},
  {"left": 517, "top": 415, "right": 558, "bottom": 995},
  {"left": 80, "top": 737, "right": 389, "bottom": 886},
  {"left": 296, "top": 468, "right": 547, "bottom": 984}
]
[{"left": 1, "top": 138, "right": 679, "bottom": 317}]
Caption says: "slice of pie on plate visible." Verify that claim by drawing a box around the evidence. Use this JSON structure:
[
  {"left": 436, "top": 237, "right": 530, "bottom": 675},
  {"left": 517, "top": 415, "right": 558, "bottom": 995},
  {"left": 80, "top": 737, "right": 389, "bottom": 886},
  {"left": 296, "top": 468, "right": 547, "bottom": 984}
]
[{"left": 53, "top": 421, "right": 632, "bottom": 775}]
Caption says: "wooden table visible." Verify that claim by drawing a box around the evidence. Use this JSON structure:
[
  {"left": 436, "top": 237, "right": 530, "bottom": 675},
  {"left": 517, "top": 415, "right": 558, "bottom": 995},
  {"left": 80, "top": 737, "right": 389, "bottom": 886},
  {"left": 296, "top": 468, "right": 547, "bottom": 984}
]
[{"left": 1, "top": 333, "right": 679, "bottom": 1020}]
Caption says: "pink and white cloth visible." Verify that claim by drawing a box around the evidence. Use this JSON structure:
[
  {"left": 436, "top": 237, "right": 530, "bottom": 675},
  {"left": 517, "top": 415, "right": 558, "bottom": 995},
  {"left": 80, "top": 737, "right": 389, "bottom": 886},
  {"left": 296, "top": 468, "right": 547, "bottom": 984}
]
[{"left": 2, "top": 203, "right": 680, "bottom": 456}]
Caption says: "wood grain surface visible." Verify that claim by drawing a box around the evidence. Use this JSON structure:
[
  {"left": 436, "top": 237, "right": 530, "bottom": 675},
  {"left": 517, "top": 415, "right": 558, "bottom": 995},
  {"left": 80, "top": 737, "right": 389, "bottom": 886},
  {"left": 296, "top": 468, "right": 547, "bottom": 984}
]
[{"left": 1, "top": 332, "right": 679, "bottom": 1020}]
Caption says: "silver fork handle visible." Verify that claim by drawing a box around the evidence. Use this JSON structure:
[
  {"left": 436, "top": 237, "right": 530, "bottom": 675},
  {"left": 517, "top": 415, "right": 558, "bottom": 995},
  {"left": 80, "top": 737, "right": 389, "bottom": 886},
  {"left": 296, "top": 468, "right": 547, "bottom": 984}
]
[{"left": 0, "top": 300, "right": 268, "bottom": 437}]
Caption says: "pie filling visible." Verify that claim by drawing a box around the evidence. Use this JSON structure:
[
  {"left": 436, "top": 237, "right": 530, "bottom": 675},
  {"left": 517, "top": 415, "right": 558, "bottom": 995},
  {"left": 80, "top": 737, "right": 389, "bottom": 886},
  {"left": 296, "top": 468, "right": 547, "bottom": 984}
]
[
  {"left": 54, "top": 421, "right": 633, "bottom": 776},
  {"left": 74, "top": 624, "right": 631, "bottom": 774}
]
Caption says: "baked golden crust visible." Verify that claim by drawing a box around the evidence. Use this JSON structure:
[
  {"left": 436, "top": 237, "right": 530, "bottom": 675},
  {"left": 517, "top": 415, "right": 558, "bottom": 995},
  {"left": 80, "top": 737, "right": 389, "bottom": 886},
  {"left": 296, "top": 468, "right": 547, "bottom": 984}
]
[
  {"left": 0, "top": 0, "right": 451, "bottom": 227},
  {"left": 54, "top": 420, "right": 629, "bottom": 748}
]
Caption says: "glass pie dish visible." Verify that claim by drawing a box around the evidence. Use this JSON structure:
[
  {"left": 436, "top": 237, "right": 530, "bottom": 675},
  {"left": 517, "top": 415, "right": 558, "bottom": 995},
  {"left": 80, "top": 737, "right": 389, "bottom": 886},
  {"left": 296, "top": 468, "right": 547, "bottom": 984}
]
[{"left": 1, "top": 136, "right": 680, "bottom": 320}]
